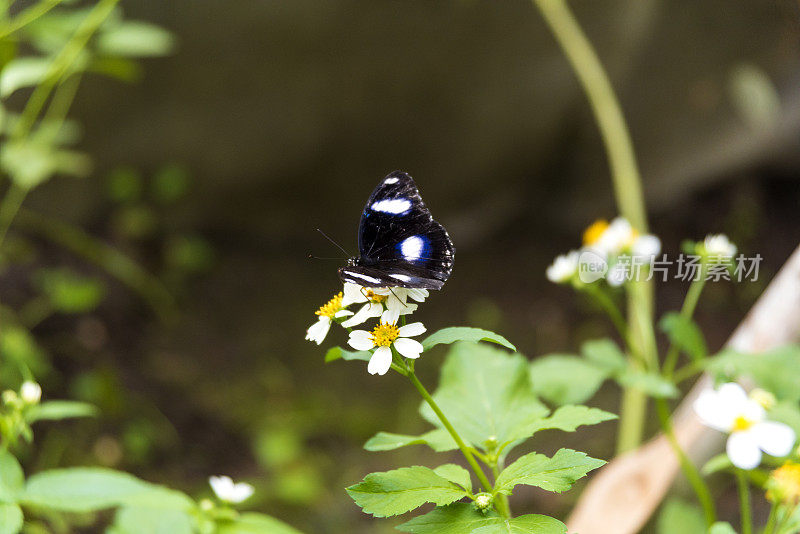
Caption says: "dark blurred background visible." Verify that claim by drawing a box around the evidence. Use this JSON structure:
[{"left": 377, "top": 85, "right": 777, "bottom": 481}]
[{"left": 12, "top": 0, "right": 800, "bottom": 532}]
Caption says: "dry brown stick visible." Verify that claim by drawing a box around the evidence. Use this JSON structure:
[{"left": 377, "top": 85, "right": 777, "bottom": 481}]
[{"left": 566, "top": 244, "right": 800, "bottom": 534}]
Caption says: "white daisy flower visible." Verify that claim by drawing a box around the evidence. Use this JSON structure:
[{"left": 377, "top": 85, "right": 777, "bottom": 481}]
[
  {"left": 546, "top": 250, "right": 580, "bottom": 283},
  {"left": 632, "top": 234, "right": 661, "bottom": 260},
  {"left": 305, "top": 292, "right": 353, "bottom": 345},
  {"left": 693, "top": 383, "right": 795, "bottom": 470},
  {"left": 703, "top": 234, "right": 737, "bottom": 261},
  {"left": 595, "top": 217, "right": 635, "bottom": 255},
  {"left": 19, "top": 381, "right": 41, "bottom": 405},
  {"left": 347, "top": 310, "right": 426, "bottom": 375},
  {"left": 340, "top": 283, "right": 417, "bottom": 328},
  {"left": 209, "top": 475, "right": 254, "bottom": 504}
]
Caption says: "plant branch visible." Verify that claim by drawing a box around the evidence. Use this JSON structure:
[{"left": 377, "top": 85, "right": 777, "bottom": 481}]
[
  {"left": 405, "top": 367, "right": 498, "bottom": 506},
  {"left": 736, "top": 468, "right": 752, "bottom": 534},
  {"left": 655, "top": 398, "right": 715, "bottom": 526},
  {"left": 663, "top": 272, "right": 707, "bottom": 378},
  {"left": 532, "top": 0, "right": 656, "bottom": 453}
]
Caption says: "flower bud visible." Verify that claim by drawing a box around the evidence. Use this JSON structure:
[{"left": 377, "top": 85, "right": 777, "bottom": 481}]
[
  {"left": 20, "top": 381, "right": 41, "bottom": 405},
  {"left": 749, "top": 388, "right": 776, "bottom": 410},
  {"left": 766, "top": 462, "right": 800, "bottom": 506},
  {"left": 474, "top": 493, "right": 493, "bottom": 510},
  {"left": 2, "top": 390, "right": 18, "bottom": 405}
]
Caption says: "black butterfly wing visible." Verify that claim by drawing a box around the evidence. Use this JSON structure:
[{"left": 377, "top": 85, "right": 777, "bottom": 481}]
[{"left": 340, "top": 171, "right": 455, "bottom": 289}]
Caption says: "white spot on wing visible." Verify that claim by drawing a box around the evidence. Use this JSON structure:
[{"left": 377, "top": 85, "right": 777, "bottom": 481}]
[
  {"left": 371, "top": 198, "right": 411, "bottom": 214},
  {"left": 399, "top": 235, "right": 425, "bottom": 259},
  {"left": 390, "top": 274, "right": 412, "bottom": 282},
  {"left": 384, "top": 177, "right": 399, "bottom": 184},
  {"left": 344, "top": 271, "right": 382, "bottom": 284}
]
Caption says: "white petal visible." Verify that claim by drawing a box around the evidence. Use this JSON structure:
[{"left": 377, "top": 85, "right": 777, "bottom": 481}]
[
  {"left": 398, "top": 303, "right": 418, "bottom": 316},
  {"left": 341, "top": 283, "right": 367, "bottom": 306},
  {"left": 229, "top": 482, "right": 254, "bottom": 503},
  {"left": 347, "top": 330, "right": 375, "bottom": 351},
  {"left": 334, "top": 309, "right": 354, "bottom": 318},
  {"left": 394, "top": 337, "right": 423, "bottom": 359},
  {"left": 305, "top": 318, "right": 331, "bottom": 345},
  {"left": 632, "top": 235, "right": 661, "bottom": 259},
  {"left": 753, "top": 421, "right": 796, "bottom": 457},
  {"left": 406, "top": 288, "right": 429, "bottom": 302},
  {"left": 341, "top": 302, "right": 382, "bottom": 327},
  {"left": 209, "top": 476, "right": 235, "bottom": 499},
  {"left": 693, "top": 389, "right": 735, "bottom": 432},
  {"left": 398, "top": 322, "right": 426, "bottom": 337},
  {"left": 367, "top": 346, "right": 393, "bottom": 375},
  {"left": 718, "top": 383, "right": 749, "bottom": 406},
  {"left": 727, "top": 431, "right": 762, "bottom": 470},
  {"left": 381, "top": 308, "right": 400, "bottom": 325}
]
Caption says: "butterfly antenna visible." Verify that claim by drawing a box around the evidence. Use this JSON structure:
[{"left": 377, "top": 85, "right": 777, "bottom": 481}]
[
  {"left": 307, "top": 253, "right": 345, "bottom": 260},
  {"left": 388, "top": 287, "right": 411, "bottom": 309},
  {"left": 316, "top": 228, "right": 351, "bottom": 257}
]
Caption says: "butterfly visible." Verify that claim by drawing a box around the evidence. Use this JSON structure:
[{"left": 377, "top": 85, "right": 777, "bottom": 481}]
[{"left": 338, "top": 171, "right": 455, "bottom": 290}]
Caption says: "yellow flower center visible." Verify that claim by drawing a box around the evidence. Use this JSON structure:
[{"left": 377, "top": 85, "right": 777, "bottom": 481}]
[
  {"left": 732, "top": 415, "right": 753, "bottom": 432},
  {"left": 315, "top": 292, "right": 344, "bottom": 318},
  {"left": 583, "top": 219, "right": 609, "bottom": 246},
  {"left": 365, "top": 290, "right": 387, "bottom": 304},
  {"left": 371, "top": 322, "right": 400, "bottom": 347},
  {"left": 767, "top": 462, "right": 800, "bottom": 505}
]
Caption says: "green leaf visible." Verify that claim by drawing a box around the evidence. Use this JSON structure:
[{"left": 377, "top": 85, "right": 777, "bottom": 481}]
[
  {"left": 396, "top": 502, "right": 501, "bottom": 533},
  {"left": 529, "top": 354, "right": 608, "bottom": 405},
  {"left": 110, "top": 507, "right": 194, "bottom": 534},
  {"left": 516, "top": 405, "right": 617, "bottom": 441},
  {"left": 346, "top": 466, "right": 469, "bottom": 517},
  {"left": 581, "top": 339, "right": 626, "bottom": 372},
  {"left": 421, "top": 327, "right": 516, "bottom": 352},
  {"left": 701, "top": 454, "right": 733, "bottom": 476},
  {"left": 494, "top": 448, "right": 605, "bottom": 495},
  {"left": 615, "top": 369, "right": 678, "bottom": 398},
  {"left": 0, "top": 503, "right": 23, "bottom": 534},
  {"left": 26, "top": 400, "right": 97, "bottom": 424},
  {"left": 420, "top": 343, "right": 547, "bottom": 450},
  {"left": 706, "top": 346, "right": 800, "bottom": 402},
  {"left": 471, "top": 514, "right": 567, "bottom": 534},
  {"left": 35, "top": 268, "right": 106, "bottom": 313},
  {"left": 324, "top": 346, "right": 371, "bottom": 363},
  {"left": 0, "top": 451, "right": 24, "bottom": 503},
  {"left": 216, "top": 512, "right": 303, "bottom": 534},
  {"left": 657, "top": 498, "right": 705, "bottom": 534},
  {"left": 0, "top": 57, "right": 50, "bottom": 98},
  {"left": 659, "top": 313, "right": 707, "bottom": 362},
  {"left": 21, "top": 468, "right": 193, "bottom": 512},
  {"left": 364, "top": 430, "right": 456, "bottom": 453},
  {"left": 97, "top": 22, "right": 175, "bottom": 57},
  {"left": 432, "top": 464, "right": 471, "bottom": 492},
  {"left": 1, "top": 140, "right": 90, "bottom": 189}
]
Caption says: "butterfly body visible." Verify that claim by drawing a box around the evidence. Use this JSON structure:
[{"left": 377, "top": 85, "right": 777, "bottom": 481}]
[{"left": 338, "top": 171, "right": 455, "bottom": 290}]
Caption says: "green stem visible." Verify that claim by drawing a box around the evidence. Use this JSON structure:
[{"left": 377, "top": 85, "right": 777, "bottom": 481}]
[
  {"left": 14, "top": 208, "right": 177, "bottom": 322},
  {"left": 405, "top": 369, "right": 497, "bottom": 503},
  {"left": 490, "top": 461, "right": 512, "bottom": 518},
  {"left": 531, "top": 0, "right": 646, "bottom": 229},
  {"left": 764, "top": 502, "right": 778, "bottom": 534},
  {"left": 0, "top": 184, "right": 27, "bottom": 250},
  {"left": 736, "top": 469, "right": 752, "bottom": 534},
  {"left": 656, "top": 398, "right": 716, "bottom": 526},
  {"left": 532, "top": 0, "right": 656, "bottom": 453},
  {"left": 663, "top": 273, "right": 707, "bottom": 378},
  {"left": 583, "top": 283, "right": 629, "bottom": 348},
  {"left": 13, "top": 0, "right": 119, "bottom": 140},
  {"left": 672, "top": 360, "right": 705, "bottom": 385},
  {"left": 0, "top": 0, "right": 64, "bottom": 40}
]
